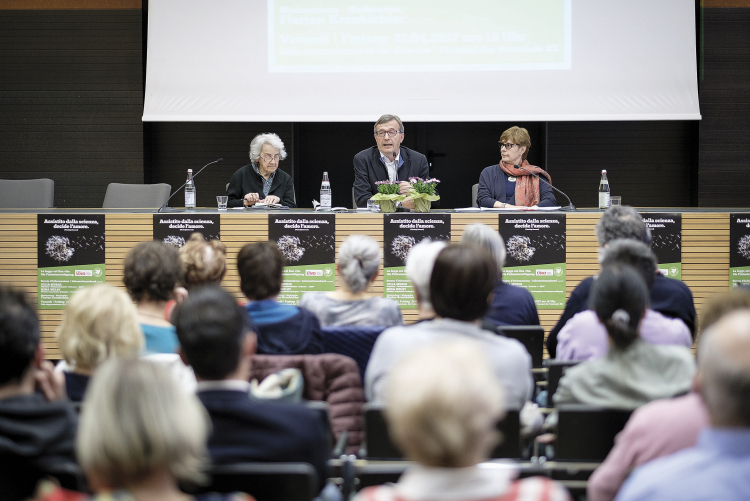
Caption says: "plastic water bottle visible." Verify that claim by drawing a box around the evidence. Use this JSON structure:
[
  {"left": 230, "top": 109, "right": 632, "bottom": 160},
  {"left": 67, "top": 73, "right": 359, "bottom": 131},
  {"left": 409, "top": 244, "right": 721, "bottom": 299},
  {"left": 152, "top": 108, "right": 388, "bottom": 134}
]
[
  {"left": 598, "top": 170, "right": 610, "bottom": 210},
  {"left": 320, "top": 172, "right": 331, "bottom": 208},
  {"left": 185, "top": 168, "right": 196, "bottom": 210}
]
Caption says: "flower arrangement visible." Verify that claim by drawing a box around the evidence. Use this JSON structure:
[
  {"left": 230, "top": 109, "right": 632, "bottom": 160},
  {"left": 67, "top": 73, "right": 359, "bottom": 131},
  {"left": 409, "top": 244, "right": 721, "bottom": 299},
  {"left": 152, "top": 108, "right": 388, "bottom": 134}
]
[
  {"left": 408, "top": 177, "right": 441, "bottom": 212},
  {"left": 369, "top": 180, "right": 405, "bottom": 213}
]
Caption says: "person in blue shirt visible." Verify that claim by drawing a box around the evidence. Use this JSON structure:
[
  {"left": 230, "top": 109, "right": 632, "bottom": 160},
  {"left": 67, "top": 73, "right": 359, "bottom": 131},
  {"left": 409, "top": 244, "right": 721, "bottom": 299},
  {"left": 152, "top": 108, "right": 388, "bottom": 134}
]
[{"left": 616, "top": 309, "right": 750, "bottom": 501}]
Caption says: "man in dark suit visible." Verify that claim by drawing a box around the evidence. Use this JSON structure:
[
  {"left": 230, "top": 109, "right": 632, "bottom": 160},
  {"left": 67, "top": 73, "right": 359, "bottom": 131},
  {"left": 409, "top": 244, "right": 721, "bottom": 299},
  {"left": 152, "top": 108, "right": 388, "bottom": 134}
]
[
  {"left": 352, "top": 114, "right": 431, "bottom": 208},
  {"left": 174, "top": 286, "right": 329, "bottom": 491}
]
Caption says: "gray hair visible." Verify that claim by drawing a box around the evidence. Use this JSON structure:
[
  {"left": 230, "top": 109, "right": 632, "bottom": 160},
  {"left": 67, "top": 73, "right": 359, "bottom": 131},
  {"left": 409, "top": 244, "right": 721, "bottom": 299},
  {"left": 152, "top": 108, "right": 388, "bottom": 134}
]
[
  {"left": 461, "top": 224, "right": 507, "bottom": 269},
  {"left": 384, "top": 339, "right": 505, "bottom": 467},
  {"left": 374, "top": 114, "right": 404, "bottom": 134},
  {"left": 598, "top": 239, "right": 657, "bottom": 289},
  {"left": 698, "top": 309, "right": 750, "bottom": 427},
  {"left": 77, "top": 357, "right": 210, "bottom": 487},
  {"left": 405, "top": 239, "right": 447, "bottom": 309},
  {"left": 595, "top": 206, "right": 651, "bottom": 247},
  {"left": 249, "top": 133, "right": 288, "bottom": 163},
  {"left": 339, "top": 235, "right": 381, "bottom": 294}
]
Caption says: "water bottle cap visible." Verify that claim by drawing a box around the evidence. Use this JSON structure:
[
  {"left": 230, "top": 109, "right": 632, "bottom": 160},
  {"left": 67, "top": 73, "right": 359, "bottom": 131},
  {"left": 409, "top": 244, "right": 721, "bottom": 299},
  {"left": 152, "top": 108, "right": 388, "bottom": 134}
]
[
  {"left": 601, "top": 170, "right": 607, "bottom": 174},
  {"left": 188, "top": 169, "right": 193, "bottom": 173},
  {"left": 323, "top": 171, "right": 328, "bottom": 175}
]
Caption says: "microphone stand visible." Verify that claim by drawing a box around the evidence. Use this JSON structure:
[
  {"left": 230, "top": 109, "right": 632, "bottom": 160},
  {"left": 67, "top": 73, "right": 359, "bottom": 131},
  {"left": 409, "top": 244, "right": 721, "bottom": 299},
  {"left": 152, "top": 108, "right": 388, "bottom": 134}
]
[
  {"left": 516, "top": 165, "right": 576, "bottom": 211},
  {"left": 158, "top": 158, "right": 224, "bottom": 213}
]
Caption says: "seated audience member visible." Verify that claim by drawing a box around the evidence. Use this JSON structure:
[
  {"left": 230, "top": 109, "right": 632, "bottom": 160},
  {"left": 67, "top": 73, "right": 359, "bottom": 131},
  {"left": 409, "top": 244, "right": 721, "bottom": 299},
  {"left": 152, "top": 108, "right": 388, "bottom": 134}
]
[
  {"left": 56, "top": 284, "right": 143, "bottom": 401},
  {"left": 587, "top": 288, "right": 750, "bottom": 501},
  {"left": 617, "top": 309, "right": 750, "bottom": 501},
  {"left": 238, "top": 242, "right": 324, "bottom": 355},
  {"left": 35, "top": 357, "right": 250, "bottom": 501},
  {"left": 554, "top": 265, "right": 695, "bottom": 408},
  {"left": 0, "top": 286, "right": 77, "bottom": 501},
  {"left": 461, "top": 223, "right": 540, "bottom": 326},
  {"left": 366, "top": 244, "right": 533, "bottom": 410},
  {"left": 173, "top": 286, "right": 329, "bottom": 491},
  {"left": 556, "top": 240, "right": 691, "bottom": 361},
  {"left": 476, "top": 126, "right": 557, "bottom": 208},
  {"left": 404, "top": 239, "right": 446, "bottom": 321},
  {"left": 547, "top": 206, "right": 696, "bottom": 358},
  {"left": 300, "top": 235, "right": 402, "bottom": 327},
  {"left": 356, "top": 340, "right": 571, "bottom": 501},
  {"left": 180, "top": 232, "right": 228, "bottom": 289},
  {"left": 123, "top": 240, "right": 183, "bottom": 354}
]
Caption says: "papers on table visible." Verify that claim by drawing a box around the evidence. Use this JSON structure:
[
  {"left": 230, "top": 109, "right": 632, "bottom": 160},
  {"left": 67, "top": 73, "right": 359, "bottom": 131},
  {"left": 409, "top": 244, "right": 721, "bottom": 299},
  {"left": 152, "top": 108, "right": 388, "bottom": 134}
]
[{"left": 454, "top": 206, "right": 562, "bottom": 211}]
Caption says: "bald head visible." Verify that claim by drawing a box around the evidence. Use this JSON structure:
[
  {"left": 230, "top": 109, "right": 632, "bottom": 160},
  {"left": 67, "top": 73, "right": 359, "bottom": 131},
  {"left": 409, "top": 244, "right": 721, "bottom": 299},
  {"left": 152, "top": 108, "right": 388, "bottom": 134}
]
[{"left": 697, "top": 309, "right": 750, "bottom": 427}]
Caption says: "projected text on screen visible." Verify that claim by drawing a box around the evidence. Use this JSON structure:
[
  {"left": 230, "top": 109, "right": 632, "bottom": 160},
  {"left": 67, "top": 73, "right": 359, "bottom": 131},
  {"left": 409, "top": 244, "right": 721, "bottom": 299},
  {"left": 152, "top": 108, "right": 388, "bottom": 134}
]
[{"left": 268, "top": 0, "right": 571, "bottom": 73}]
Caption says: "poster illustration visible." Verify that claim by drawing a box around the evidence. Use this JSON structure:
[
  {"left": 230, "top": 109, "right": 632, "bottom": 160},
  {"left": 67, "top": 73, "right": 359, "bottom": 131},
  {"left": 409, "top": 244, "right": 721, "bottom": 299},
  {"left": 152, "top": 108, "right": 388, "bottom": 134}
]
[
  {"left": 268, "top": 214, "right": 336, "bottom": 305},
  {"left": 642, "top": 213, "right": 682, "bottom": 280},
  {"left": 153, "top": 214, "right": 220, "bottom": 248},
  {"left": 37, "top": 215, "right": 105, "bottom": 309},
  {"left": 498, "top": 214, "right": 566, "bottom": 309},
  {"left": 383, "top": 214, "right": 451, "bottom": 309},
  {"left": 729, "top": 214, "right": 750, "bottom": 288}
]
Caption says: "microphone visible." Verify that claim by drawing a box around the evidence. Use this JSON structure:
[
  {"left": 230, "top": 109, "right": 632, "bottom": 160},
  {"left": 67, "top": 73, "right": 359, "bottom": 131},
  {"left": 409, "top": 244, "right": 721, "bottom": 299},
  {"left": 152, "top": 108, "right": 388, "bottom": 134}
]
[
  {"left": 516, "top": 165, "right": 576, "bottom": 211},
  {"left": 158, "top": 158, "right": 224, "bottom": 212}
]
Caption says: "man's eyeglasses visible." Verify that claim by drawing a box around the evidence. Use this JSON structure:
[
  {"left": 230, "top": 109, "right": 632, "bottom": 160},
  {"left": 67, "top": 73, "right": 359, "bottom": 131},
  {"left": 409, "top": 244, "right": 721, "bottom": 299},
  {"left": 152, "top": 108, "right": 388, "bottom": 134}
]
[
  {"left": 499, "top": 142, "right": 517, "bottom": 150},
  {"left": 261, "top": 153, "right": 281, "bottom": 162},
  {"left": 375, "top": 129, "right": 402, "bottom": 138}
]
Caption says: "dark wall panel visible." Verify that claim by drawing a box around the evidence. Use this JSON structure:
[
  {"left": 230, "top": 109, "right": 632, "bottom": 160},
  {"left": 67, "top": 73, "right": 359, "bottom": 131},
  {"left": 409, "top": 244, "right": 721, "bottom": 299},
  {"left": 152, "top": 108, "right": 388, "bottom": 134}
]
[
  {"left": 0, "top": 10, "right": 143, "bottom": 208},
  {"left": 698, "top": 7, "right": 750, "bottom": 207}
]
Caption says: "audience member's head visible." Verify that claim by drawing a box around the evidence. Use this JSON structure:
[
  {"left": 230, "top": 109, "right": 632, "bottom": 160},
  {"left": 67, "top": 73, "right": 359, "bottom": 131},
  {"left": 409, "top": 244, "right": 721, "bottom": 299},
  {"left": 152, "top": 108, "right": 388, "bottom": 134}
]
[
  {"left": 598, "top": 239, "right": 657, "bottom": 289},
  {"left": 695, "top": 309, "right": 750, "bottom": 427},
  {"left": 699, "top": 287, "right": 750, "bottom": 336},
  {"left": 590, "top": 264, "right": 649, "bottom": 350},
  {"left": 174, "top": 286, "right": 254, "bottom": 381},
  {"left": 237, "top": 241, "right": 284, "bottom": 301},
  {"left": 179, "top": 233, "right": 227, "bottom": 289},
  {"left": 77, "top": 357, "right": 210, "bottom": 491},
  {"left": 56, "top": 284, "right": 143, "bottom": 374},
  {"left": 461, "top": 223, "right": 506, "bottom": 270},
  {"left": 430, "top": 244, "right": 498, "bottom": 322},
  {"left": 0, "top": 285, "right": 39, "bottom": 387},
  {"left": 338, "top": 235, "right": 381, "bottom": 293},
  {"left": 595, "top": 206, "right": 651, "bottom": 247},
  {"left": 384, "top": 339, "right": 505, "bottom": 467},
  {"left": 405, "top": 239, "right": 446, "bottom": 312},
  {"left": 123, "top": 241, "right": 182, "bottom": 303}
]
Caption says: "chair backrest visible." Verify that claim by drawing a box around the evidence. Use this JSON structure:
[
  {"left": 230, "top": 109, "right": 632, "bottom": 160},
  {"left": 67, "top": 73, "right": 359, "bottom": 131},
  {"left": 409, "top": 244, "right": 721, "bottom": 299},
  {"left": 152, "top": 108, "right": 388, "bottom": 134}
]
[
  {"left": 102, "top": 182, "right": 171, "bottom": 208},
  {"left": 321, "top": 325, "right": 386, "bottom": 381},
  {"left": 352, "top": 187, "right": 358, "bottom": 209},
  {"left": 471, "top": 183, "right": 479, "bottom": 207},
  {"left": 555, "top": 404, "right": 633, "bottom": 461},
  {"left": 545, "top": 359, "right": 582, "bottom": 402},
  {"left": 185, "top": 462, "right": 317, "bottom": 501},
  {"left": 484, "top": 321, "right": 545, "bottom": 369},
  {"left": 363, "top": 403, "right": 521, "bottom": 460},
  {"left": 0, "top": 178, "right": 54, "bottom": 208}
]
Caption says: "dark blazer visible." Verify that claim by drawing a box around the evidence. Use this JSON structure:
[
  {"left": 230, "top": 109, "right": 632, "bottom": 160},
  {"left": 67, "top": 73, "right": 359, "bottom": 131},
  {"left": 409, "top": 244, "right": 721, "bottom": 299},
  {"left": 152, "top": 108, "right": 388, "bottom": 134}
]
[
  {"left": 485, "top": 280, "right": 540, "bottom": 327},
  {"left": 197, "top": 389, "right": 329, "bottom": 492},
  {"left": 546, "top": 272, "right": 697, "bottom": 358},
  {"left": 226, "top": 164, "right": 296, "bottom": 208},
  {"left": 352, "top": 146, "right": 430, "bottom": 208},
  {"left": 476, "top": 164, "right": 557, "bottom": 207}
]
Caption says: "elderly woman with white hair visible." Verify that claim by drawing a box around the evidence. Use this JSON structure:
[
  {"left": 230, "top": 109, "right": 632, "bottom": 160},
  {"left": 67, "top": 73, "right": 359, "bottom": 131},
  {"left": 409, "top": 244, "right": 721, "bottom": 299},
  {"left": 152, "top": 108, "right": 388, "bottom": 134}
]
[
  {"left": 356, "top": 340, "right": 570, "bottom": 501},
  {"left": 461, "top": 223, "right": 539, "bottom": 327},
  {"left": 226, "top": 132, "right": 296, "bottom": 208},
  {"left": 300, "top": 235, "right": 402, "bottom": 327}
]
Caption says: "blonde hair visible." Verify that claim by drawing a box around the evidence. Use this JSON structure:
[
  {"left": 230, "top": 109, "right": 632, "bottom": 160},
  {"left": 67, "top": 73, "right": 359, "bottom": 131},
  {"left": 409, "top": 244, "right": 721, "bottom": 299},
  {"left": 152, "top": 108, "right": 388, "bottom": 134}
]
[
  {"left": 77, "top": 357, "right": 210, "bottom": 488},
  {"left": 179, "top": 233, "right": 228, "bottom": 288},
  {"left": 499, "top": 126, "right": 531, "bottom": 161},
  {"left": 384, "top": 339, "right": 505, "bottom": 467},
  {"left": 56, "top": 284, "right": 143, "bottom": 372}
]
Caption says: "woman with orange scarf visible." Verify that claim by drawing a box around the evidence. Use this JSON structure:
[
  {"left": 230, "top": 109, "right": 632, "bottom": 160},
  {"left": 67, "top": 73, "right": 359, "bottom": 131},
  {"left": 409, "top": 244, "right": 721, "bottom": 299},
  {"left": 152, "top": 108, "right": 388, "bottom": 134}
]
[{"left": 476, "top": 126, "right": 557, "bottom": 208}]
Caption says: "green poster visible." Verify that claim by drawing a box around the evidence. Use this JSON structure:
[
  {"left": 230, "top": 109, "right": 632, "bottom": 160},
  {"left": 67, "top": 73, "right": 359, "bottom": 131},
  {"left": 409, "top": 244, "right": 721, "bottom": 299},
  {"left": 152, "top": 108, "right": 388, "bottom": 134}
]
[
  {"left": 729, "top": 214, "right": 750, "bottom": 288},
  {"left": 269, "top": 214, "right": 336, "bottom": 305},
  {"left": 383, "top": 266, "right": 418, "bottom": 308},
  {"left": 498, "top": 214, "right": 566, "bottom": 309},
  {"left": 37, "top": 215, "right": 106, "bottom": 309}
]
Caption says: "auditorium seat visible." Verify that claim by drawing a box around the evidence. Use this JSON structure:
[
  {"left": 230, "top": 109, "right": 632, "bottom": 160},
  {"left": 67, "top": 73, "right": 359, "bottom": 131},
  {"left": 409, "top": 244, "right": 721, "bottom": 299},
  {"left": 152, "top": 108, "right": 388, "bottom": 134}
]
[
  {"left": 555, "top": 404, "right": 633, "bottom": 462},
  {"left": 484, "top": 322, "right": 545, "bottom": 368},
  {"left": 471, "top": 183, "right": 479, "bottom": 207},
  {"left": 321, "top": 325, "right": 386, "bottom": 381},
  {"left": 0, "top": 178, "right": 54, "bottom": 208},
  {"left": 545, "top": 359, "right": 582, "bottom": 403},
  {"left": 101, "top": 182, "right": 171, "bottom": 208}
]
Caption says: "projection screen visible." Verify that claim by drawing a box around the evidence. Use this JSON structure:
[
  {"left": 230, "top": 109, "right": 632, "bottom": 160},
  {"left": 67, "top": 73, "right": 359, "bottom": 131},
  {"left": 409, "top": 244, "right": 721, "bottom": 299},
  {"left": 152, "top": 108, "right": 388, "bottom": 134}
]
[{"left": 143, "top": 0, "right": 700, "bottom": 122}]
